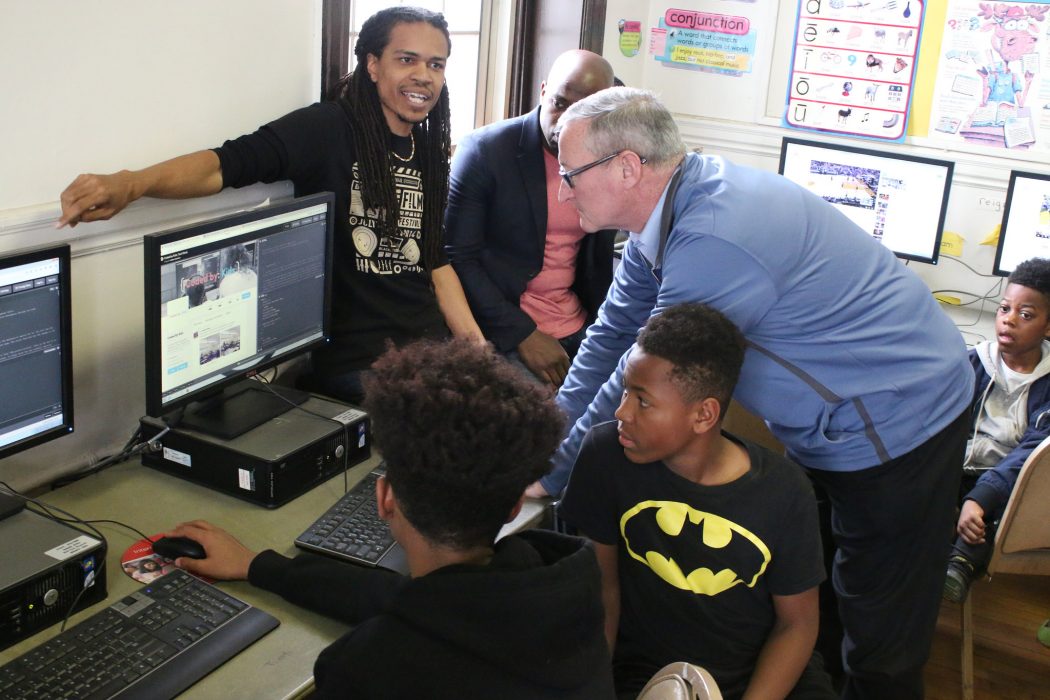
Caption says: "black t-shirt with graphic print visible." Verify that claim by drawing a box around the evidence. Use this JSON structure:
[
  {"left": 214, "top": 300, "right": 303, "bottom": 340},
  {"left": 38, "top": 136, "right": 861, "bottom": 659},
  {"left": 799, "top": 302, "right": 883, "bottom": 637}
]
[
  {"left": 214, "top": 101, "right": 449, "bottom": 375},
  {"left": 559, "top": 421, "right": 824, "bottom": 697}
]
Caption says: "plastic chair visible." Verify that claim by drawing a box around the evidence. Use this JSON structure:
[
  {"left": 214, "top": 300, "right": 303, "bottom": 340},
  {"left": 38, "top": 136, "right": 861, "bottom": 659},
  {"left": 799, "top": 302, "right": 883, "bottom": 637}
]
[
  {"left": 960, "top": 435, "right": 1050, "bottom": 700},
  {"left": 636, "top": 662, "right": 723, "bottom": 700}
]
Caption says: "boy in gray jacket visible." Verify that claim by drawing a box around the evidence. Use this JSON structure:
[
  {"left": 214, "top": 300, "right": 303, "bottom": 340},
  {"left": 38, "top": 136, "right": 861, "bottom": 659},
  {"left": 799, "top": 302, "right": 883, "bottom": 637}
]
[{"left": 945, "top": 257, "right": 1050, "bottom": 602}]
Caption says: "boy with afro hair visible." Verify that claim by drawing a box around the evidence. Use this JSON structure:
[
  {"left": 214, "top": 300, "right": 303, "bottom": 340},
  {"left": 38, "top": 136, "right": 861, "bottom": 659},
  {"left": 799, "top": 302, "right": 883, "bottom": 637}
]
[{"left": 166, "top": 338, "right": 614, "bottom": 698}]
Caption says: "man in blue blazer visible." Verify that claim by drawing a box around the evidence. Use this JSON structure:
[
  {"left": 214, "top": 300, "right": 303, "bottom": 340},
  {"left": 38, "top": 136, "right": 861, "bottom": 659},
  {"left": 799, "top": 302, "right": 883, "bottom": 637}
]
[{"left": 445, "top": 50, "right": 616, "bottom": 387}]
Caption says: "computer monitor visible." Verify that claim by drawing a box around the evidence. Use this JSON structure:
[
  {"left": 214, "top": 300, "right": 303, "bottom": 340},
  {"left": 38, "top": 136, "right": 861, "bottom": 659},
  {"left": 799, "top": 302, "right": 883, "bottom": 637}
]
[
  {"left": 993, "top": 170, "right": 1050, "bottom": 277},
  {"left": 143, "top": 193, "right": 334, "bottom": 438},
  {"left": 778, "top": 137, "right": 954, "bottom": 264},
  {"left": 0, "top": 243, "right": 74, "bottom": 460}
]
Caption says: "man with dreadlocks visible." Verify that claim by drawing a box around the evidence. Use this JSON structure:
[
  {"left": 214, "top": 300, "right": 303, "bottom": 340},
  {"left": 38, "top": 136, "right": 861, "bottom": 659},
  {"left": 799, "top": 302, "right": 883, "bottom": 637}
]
[{"left": 56, "top": 6, "right": 481, "bottom": 403}]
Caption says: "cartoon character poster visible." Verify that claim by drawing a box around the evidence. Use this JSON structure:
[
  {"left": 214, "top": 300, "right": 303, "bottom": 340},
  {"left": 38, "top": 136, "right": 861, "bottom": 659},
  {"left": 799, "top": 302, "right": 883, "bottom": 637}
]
[
  {"left": 783, "top": 0, "right": 924, "bottom": 142},
  {"left": 928, "top": 1, "right": 1050, "bottom": 151}
]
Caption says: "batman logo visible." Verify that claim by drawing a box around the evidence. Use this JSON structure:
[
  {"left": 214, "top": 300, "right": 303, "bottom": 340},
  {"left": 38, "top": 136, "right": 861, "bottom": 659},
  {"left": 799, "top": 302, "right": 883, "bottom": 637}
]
[{"left": 619, "top": 501, "right": 771, "bottom": 596}]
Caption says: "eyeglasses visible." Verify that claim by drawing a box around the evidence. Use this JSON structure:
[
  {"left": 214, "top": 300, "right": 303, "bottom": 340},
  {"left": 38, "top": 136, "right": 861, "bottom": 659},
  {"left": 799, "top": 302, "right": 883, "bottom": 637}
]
[{"left": 558, "top": 150, "right": 646, "bottom": 189}]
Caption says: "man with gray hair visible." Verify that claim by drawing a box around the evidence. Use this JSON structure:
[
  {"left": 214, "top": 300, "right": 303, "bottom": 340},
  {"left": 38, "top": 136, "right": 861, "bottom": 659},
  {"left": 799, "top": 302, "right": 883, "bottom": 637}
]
[{"left": 538, "top": 87, "right": 973, "bottom": 700}]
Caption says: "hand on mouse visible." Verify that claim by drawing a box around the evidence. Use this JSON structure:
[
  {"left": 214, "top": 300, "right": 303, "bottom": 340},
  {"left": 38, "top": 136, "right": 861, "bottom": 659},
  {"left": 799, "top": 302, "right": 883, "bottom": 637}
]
[{"left": 166, "top": 520, "right": 258, "bottom": 581}]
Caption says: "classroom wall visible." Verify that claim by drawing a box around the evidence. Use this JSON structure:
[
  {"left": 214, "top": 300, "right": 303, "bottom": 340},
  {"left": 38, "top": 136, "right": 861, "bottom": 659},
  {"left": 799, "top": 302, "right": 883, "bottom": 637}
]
[
  {"left": 0, "top": 0, "right": 321, "bottom": 491},
  {"left": 598, "top": 0, "right": 1049, "bottom": 331},
  {"left": 6, "top": 0, "right": 1036, "bottom": 491}
]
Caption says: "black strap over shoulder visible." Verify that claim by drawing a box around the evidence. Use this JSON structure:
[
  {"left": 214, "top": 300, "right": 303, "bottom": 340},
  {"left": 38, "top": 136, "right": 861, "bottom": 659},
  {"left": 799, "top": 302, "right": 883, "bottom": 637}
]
[{"left": 653, "top": 163, "right": 686, "bottom": 273}]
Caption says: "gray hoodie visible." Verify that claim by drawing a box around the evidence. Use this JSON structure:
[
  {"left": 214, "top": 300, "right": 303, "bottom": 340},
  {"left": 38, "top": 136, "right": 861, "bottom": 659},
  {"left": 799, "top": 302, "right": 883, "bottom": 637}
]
[{"left": 966, "top": 339, "right": 1050, "bottom": 471}]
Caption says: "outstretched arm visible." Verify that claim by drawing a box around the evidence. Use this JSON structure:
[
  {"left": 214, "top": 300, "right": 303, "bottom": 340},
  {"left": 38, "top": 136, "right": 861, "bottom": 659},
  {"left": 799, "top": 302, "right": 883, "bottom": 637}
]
[
  {"left": 57, "top": 150, "right": 224, "bottom": 227},
  {"left": 167, "top": 519, "right": 404, "bottom": 624}
]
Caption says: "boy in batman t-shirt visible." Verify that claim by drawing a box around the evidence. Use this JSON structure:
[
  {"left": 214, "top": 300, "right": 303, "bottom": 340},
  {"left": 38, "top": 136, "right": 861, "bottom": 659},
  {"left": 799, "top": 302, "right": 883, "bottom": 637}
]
[{"left": 559, "top": 303, "right": 835, "bottom": 700}]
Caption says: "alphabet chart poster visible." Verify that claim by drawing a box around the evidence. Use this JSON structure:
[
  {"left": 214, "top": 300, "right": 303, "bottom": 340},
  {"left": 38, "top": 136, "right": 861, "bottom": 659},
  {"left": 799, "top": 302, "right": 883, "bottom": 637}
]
[
  {"left": 783, "top": 0, "right": 925, "bottom": 142},
  {"left": 926, "top": 0, "right": 1050, "bottom": 153}
]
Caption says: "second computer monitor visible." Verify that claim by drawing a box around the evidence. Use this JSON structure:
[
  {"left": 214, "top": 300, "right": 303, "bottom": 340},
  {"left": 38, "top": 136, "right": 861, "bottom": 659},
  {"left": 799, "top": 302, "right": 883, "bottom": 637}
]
[
  {"left": 993, "top": 170, "right": 1050, "bottom": 277},
  {"left": 778, "top": 137, "right": 954, "bottom": 264},
  {"left": 143, "top": 193, "right": 334, "bottom": 433}
]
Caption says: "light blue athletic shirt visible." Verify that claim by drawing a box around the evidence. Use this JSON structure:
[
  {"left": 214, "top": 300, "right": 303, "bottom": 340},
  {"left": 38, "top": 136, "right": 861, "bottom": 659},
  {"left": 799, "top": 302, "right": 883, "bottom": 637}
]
[{"left": 545, "top": 153, "right": 973, "bottom": 494}]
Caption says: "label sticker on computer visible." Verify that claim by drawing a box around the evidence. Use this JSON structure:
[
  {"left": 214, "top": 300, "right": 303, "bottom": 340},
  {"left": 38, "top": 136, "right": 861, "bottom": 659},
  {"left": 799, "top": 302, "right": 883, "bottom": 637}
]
[
  {"left": 332, "top": 408, "right": 366, "bottom": 425},
  {"left": 163, "top": 447, "right": 192, "bottom": 467},
  {"left": 238, "top": 468, "right": 255, "bottom": 491},
  {"left": 45, "top": 535, "right": 102, "bottom": 561}
]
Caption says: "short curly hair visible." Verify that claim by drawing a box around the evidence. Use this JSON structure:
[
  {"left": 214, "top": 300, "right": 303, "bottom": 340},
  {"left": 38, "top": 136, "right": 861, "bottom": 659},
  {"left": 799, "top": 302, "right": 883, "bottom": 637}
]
[
  {"left": 636, "top": 303, "right": 745, "bottom": 415},
  {"left": 362, "top": 339, "right": 563, "bottom": 549},
  {"left": 1008, "top": 258, "right": 1050, "bottom": 306}
]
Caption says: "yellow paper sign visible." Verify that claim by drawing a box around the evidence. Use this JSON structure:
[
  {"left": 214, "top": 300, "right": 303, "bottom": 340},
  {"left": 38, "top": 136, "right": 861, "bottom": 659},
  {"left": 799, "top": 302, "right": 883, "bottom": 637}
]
[
  {"left": 939, "top": 231, "right": 964, "bottom": 257},
  {"left": 980, "top": 225, "right": 1000, "bottom": 246}
]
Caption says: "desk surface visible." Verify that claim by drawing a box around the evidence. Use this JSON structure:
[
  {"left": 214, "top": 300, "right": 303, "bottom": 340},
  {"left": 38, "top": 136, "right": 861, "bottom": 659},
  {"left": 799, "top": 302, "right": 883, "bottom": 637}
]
[{"left": 0, "top": 455, "right": 547, "bottom": 698}]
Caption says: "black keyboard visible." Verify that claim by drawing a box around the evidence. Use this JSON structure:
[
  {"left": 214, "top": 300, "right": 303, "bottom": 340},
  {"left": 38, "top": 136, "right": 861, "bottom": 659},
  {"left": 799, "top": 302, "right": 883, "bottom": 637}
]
[
  {"left": 0, "top": 569, "right": 278, "bottom": 700},
  {"left": 294, "top": 467, "right": 408, "bottom": 574}
]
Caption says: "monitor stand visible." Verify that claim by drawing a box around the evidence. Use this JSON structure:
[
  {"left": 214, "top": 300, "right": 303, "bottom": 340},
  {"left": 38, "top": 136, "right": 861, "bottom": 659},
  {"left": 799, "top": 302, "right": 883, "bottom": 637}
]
[{"left": 177, "top": 380, "right": 309, "bottom": 440}]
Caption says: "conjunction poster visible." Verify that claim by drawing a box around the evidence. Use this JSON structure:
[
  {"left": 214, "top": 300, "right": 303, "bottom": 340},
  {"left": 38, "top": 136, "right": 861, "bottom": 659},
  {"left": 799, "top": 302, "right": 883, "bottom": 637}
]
[
  {"left": 784, "top": 1, "right": 925, "bottom": 141},
  {"left": 636, "top": 2, "right": 774, "bottom": 122},
  {"left": 651, "top": 7, "right": 760, "bottom": 75}
]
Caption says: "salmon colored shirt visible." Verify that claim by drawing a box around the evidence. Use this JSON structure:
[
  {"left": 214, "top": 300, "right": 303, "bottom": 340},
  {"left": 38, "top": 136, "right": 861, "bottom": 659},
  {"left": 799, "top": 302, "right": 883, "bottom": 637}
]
[{"left": 519, "top": 149, "right": 588, "bottom": 339}]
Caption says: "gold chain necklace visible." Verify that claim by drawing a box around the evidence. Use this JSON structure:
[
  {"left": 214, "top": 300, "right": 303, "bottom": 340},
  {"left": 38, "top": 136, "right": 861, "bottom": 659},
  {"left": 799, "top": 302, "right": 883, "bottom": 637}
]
[{"left": 391, "top": 132, "right": 415, "bottom": 163}]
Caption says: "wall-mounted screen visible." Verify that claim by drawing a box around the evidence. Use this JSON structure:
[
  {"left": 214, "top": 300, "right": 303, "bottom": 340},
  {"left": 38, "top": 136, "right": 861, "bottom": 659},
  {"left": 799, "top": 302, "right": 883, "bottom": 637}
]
[
  {"left": 993, "top": 171, "right": 1050, "bottom": 277},
  {"left": 778, "top": 137, "right": 954, "bottom": 264}
]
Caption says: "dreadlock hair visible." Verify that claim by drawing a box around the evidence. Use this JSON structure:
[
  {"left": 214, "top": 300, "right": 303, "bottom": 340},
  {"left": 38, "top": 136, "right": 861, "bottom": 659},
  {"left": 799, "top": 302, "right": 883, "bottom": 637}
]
[{"left": 329, "top": 7, "right": 452, "bottom": 270}]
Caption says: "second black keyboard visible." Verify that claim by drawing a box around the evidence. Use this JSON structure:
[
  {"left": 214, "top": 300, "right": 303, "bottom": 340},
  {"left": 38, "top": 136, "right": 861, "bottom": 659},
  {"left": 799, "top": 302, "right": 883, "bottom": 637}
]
[{"left": 294, "top": 467, "right": 408, "bottom": 574}]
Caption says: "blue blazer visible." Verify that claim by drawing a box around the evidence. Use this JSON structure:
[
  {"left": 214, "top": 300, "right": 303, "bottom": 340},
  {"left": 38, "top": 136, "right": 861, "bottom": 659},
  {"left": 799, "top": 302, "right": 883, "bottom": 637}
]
[{"left": 444, "top": 107, "right": 616, "bottom": 352}]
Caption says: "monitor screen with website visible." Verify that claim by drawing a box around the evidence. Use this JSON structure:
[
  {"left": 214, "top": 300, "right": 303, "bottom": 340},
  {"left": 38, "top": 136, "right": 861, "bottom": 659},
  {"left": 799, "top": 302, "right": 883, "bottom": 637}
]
[
  {"left": 778, "top": 137, "right": 954, "bottom": 264},
  {"left": 993, "top": 170, "right": 1050, "bottom": 276},
  {"left": 143, "top": 193, "right": 334, "bottom": 437},
  {"left": 0, "top": 243, "right": 73, "bottom": 460}
]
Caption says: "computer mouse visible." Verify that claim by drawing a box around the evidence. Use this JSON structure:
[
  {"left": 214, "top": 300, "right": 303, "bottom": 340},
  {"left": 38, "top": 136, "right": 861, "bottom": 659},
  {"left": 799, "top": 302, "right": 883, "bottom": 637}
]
[{"left": 152, "top": 536, "right": 207, "bottom": 560}]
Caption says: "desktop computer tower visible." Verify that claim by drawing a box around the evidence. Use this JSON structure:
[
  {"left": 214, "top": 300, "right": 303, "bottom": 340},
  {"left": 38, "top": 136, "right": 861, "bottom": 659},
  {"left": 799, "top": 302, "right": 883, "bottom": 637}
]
[
  {"left": 139, "top": 394, "right": 370, "bottom": 508},
  {"left": 0, "top": 510, "right": 108, "bottom": 652}
]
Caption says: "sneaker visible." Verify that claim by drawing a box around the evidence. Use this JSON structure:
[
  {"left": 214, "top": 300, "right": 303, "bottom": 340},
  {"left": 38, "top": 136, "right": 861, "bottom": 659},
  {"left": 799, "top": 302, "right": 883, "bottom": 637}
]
[{"left": 943, "top": 555, "right": 977, "bottom": 603}]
